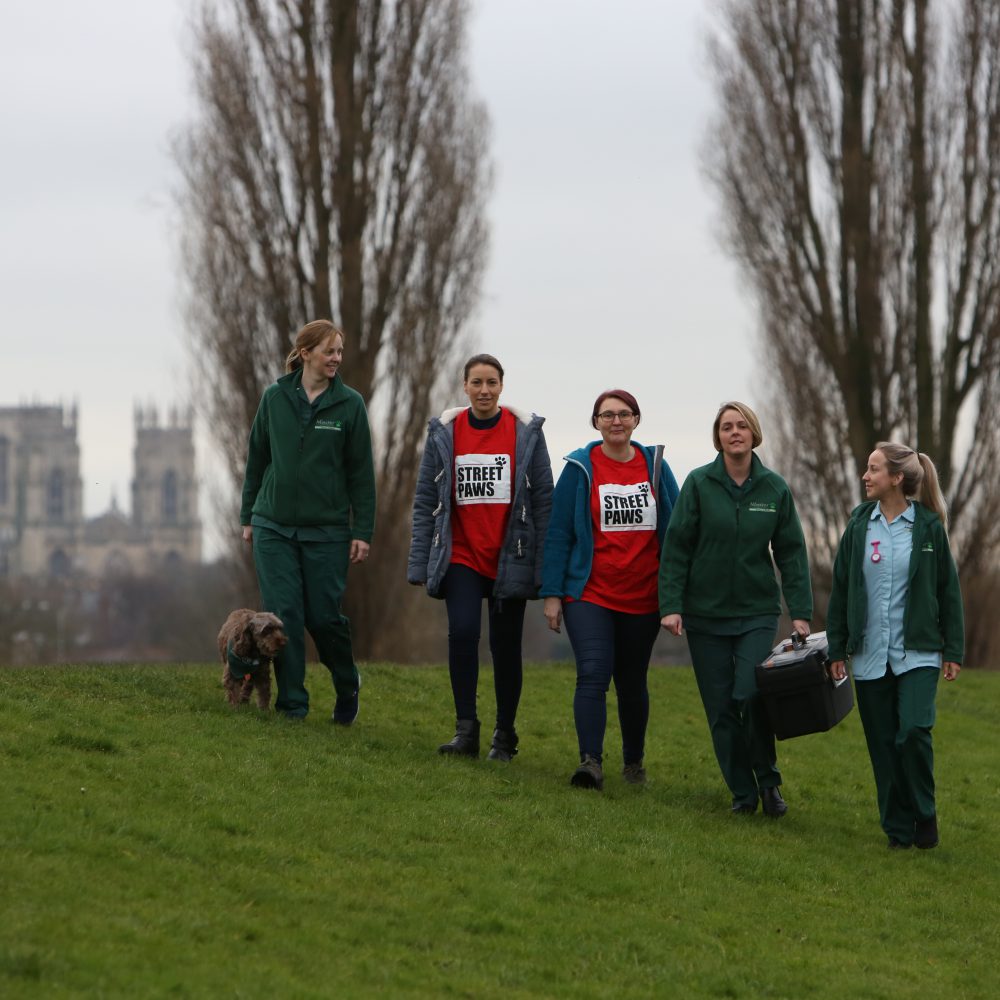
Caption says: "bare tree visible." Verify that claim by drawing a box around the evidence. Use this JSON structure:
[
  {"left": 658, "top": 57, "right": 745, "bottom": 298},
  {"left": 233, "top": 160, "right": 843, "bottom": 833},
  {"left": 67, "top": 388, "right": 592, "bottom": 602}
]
[
  {"left": 707, "top": 0, "right": 1000, "bottom": 664},
  {"left": 175, "top": 0, "right": 490, "bottom": 657}
]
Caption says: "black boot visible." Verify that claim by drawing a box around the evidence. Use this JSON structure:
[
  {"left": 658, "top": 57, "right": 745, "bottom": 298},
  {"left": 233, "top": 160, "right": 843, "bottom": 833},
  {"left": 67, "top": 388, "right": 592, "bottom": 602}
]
[
  {"left": 438, "top": 718, "right": 480, "bottom": 757},
  {"left": 487, "top": 727, "right": 519, "bottom": 762}
]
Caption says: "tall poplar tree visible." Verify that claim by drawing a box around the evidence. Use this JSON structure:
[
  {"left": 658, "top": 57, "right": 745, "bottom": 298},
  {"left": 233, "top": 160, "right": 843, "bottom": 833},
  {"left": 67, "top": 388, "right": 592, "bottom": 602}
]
[
  {"left": 708, "top": 0, "right": 1000, "bottom": 662},
  {"left": 176, "top": 0, "right": 490, "bottom": 655}
]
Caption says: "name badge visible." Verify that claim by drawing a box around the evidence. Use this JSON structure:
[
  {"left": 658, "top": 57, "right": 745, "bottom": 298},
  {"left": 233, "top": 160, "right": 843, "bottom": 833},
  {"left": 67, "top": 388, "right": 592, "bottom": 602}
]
[{"left": 599, "top": 482, "right": 656, "bottom": 532}]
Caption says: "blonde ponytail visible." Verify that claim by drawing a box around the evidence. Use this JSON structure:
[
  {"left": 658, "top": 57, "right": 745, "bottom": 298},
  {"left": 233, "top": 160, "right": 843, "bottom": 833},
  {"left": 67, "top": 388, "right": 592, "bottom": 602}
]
[
  {"left": 285, "top": 346, "right": 303, "bottom": 372},
  {"left": 917, "top": 452, "right": 948, "bottom": 530}
]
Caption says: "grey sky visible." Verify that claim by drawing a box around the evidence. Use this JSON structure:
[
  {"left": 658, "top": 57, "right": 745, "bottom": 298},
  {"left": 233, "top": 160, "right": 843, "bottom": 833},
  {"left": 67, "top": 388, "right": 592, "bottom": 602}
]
[{"left": 0, "top": 1, "right": 755, "bottom": 556}]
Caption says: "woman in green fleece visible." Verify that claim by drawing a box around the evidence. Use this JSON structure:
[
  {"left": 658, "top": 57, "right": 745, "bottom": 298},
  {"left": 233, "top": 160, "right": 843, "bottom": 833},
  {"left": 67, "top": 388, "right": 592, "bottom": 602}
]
[
  {"left": 827, "top": 443, "right": 963, "bottom": 850},
  {"left": 240, "top": 319, "right": 376, "bottom": 721},
  {"left": 659, "top": 401, "right": 812, "bottom": 817}
]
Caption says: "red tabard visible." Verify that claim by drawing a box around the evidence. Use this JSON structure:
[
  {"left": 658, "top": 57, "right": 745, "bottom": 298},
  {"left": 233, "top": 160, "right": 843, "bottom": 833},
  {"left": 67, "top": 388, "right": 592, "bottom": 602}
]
[
  {"left": 579, "top": 445, "right": 659, "bottom": 614},
  {"left": 450, "top": 408, "right": 516, "bottom": 579}
]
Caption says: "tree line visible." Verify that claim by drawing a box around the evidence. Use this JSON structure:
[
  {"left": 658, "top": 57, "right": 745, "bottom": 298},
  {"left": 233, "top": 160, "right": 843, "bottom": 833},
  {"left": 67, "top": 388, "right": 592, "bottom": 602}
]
[{"left": 175, "top": 0, "right": 1000, "bottom": 665}]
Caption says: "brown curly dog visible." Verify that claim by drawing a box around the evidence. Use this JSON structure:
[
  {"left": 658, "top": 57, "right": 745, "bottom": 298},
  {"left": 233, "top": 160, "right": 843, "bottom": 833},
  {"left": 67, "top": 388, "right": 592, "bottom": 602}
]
[{"left": 217, "top": 609, "right": 288, "bottom": 709}]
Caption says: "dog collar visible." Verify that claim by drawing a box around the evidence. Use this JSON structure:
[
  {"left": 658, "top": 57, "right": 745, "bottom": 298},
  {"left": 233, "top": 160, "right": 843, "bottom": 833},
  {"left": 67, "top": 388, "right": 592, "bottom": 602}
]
[{"left": 226, "top": 640, "right": 261, "bottom": 673}]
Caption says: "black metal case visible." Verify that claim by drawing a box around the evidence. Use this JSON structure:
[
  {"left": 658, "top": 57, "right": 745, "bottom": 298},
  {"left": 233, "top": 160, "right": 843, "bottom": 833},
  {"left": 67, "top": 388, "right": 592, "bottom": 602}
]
[{"left": 754, "top": 630, "right": 854, "bottom": 740}]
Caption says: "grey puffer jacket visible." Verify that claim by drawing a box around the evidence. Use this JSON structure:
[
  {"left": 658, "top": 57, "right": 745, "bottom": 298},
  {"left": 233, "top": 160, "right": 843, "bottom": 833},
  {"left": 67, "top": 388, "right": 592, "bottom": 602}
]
[{"left": 407, "top": 406, "right": 553, "bottom": 599}]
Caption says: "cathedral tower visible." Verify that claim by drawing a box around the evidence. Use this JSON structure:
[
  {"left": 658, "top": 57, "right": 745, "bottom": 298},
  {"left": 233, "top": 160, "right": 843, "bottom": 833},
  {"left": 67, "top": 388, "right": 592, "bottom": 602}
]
[{"left": 130, "top": 405, "right": 202, "bottom": 566}]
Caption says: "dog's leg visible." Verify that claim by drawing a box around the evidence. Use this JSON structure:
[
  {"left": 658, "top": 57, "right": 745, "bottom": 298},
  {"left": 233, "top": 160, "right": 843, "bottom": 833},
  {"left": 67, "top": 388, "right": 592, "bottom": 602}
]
[
  {"left": 239, "top": 675, "right": 253, "bottom": 704},
  {"left": 223, "top": 670, "right": 241, "bottom": 707}
]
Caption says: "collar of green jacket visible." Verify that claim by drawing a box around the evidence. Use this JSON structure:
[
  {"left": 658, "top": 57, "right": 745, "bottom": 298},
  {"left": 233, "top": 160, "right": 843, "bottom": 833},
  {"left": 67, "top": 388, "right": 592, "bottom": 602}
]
[
  {"left": 847, "top": 499, "right": 941, "bottom": 583},
  {"left": 276, "top": 368, "right": 352, "bottom": 410},
  {"left": 704, "top": 450, "right": 772, "bottom": 489}
]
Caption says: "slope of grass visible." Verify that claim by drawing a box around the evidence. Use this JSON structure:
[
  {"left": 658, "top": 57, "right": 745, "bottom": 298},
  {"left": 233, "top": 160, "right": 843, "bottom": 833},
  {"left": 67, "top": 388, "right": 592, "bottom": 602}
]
[{"left": 1, "top": 661, "right": 997, "bottom": 998}]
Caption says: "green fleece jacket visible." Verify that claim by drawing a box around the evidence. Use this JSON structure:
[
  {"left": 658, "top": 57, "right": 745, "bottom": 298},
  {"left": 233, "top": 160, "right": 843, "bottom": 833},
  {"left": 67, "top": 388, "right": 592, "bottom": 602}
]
[
  {"left": 825, "top": 501, "right": 964, "bottom": 664},
  {"left": 659, "top": 452, "right": 812, "bottom": 621},
  {"left": 240, "top": 370, "right": 376, "bottom": 541}
]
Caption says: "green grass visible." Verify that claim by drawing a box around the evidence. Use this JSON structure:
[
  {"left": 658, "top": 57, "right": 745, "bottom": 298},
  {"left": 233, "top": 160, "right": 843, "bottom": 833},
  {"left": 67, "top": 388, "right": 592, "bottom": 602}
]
[{"left": 1, "top": 661, "right": 997, "bottom": 999}]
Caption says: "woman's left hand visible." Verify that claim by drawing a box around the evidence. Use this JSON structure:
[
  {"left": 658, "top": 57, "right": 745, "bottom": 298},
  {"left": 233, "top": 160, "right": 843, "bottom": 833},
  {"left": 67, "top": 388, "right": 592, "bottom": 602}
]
[
  {"left": 791, "top": 619, "right": 810, "bottom": 638},
  {"left": 350, "top": 540, "right": 370, "bottom": 564},
  {"left": 943, "top": 661, "right": 961, "bottom": 681},
  {"left": 543, "top": 596, "right": 563, "bottom": 633}
]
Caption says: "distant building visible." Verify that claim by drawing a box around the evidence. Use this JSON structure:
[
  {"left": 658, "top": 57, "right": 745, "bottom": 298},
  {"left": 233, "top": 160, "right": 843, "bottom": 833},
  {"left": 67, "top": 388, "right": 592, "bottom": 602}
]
[{"left": 0, "top": 403, "right": 201, "bottom": 578}]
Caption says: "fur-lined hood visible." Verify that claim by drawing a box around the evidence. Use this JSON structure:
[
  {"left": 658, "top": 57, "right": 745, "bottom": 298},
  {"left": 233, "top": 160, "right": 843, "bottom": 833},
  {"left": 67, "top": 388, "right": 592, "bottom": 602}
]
[{"left": 435, "top": 404, "right": 539, "bottom": 427}]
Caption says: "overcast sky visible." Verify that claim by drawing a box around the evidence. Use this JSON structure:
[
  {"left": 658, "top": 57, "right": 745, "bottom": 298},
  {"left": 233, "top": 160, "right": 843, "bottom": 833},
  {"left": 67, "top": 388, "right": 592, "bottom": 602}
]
[{"left": 0, "top": 1, "right": 755, "bottom": 557}]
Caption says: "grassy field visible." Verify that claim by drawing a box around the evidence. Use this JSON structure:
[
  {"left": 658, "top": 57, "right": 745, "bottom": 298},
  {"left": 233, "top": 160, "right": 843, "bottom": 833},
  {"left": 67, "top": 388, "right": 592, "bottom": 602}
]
[{"left": 1, "top": 660, "right": 997, "bottom": 999}]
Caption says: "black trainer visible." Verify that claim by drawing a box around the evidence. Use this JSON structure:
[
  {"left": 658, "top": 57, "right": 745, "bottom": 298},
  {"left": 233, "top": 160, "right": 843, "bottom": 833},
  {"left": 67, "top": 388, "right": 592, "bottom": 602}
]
[
  {"left": 487, "top": 727, "right": 519, "bottom": 762},
  {"left": 438, "top": 718, "right": 480, "bottom": 757},
  {"left": 915, "top": 815, "right": 939, "bottom": 849},
  {"left": 332, "top": 674, "right": 361, "bottom": 726}
]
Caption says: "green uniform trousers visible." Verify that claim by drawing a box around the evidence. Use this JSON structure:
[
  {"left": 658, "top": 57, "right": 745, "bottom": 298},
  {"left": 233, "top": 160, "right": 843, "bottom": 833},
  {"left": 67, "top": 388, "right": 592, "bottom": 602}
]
[
  {"left": 253, "top": 528, "right": 359, "bottom": 718},
  {"left": 686, "top": 626, "right": 781, "bottom": 806},
  {"left": 855, "top": 665, "right": 939, "bottom": 845}
]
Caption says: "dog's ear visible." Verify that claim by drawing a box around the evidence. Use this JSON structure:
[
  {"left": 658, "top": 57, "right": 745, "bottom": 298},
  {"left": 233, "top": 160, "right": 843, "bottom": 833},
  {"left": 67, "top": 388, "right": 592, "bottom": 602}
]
[
  {"left": 252, "top": 613, "right": 283, "bottom": 638},
  {"left": 233, "top": 623, "right": 255, "bottom": 657}
]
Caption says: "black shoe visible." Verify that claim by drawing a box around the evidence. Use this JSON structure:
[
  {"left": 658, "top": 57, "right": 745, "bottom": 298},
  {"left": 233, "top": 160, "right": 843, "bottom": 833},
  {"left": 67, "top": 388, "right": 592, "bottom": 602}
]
[
  {"left": 761, "top": 786, "right": 788, "bottom": 818},
  {"left": 331, "top": 674, "right": 361, "bottom": 726},
  {"left": 732, "top": 799, "right": 758, "bottom": 815},
  {"left": 887, "top": 836, "right": 913, "bottom": 850},
  {"left": 915, "top": 815, "right": 939, "bottom": 849},
  {"left": 570, "top": 754, "right": 604, "bottom": 790},
  {"left": 438, "top": 718, "right": 480, "bottom": 757},
  {"left": 486, "top": 727, "right": 518, "bottom": 762}
]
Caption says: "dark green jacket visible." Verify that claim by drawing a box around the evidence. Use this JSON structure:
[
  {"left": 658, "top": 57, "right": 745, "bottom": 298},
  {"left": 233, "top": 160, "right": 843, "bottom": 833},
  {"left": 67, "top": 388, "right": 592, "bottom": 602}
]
[
  {"left": 825, "top": 501, "right": 964, "bottom": 664},
  {"left": 659, "top": 453, "right": 812, "bottom": 620},
  {"left": 240, "top": 370, "right": 376, "bottom": 542}
]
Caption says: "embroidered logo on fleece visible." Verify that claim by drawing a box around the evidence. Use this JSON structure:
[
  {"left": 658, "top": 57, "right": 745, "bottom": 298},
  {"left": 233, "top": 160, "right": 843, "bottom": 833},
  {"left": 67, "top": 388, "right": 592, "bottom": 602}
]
[
  {"left": 921, "top": 541, "right": 934, "bottom": 552},
  {"left": 316, "top": 419, "right": 343, "bottom": 431},
  {"left": 747, "top": 501, "right": 777, "bottom": 513}
]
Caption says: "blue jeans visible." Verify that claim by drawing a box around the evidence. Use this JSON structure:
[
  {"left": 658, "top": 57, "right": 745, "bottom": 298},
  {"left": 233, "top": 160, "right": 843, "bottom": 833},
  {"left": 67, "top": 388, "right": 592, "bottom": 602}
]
[
  {"left": 441, "top": 563, "right": 526, "bottom": 729},
  {"left": 563, "top": 600, "right": 660, "bottom": 764}
]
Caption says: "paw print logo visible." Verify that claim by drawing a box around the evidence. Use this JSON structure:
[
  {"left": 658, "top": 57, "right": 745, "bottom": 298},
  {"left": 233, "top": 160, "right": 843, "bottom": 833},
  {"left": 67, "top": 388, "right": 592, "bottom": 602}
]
[
  {"left": 638, "top": 483, "right": 650, "bottom": 497},
  {"left": 495, "top": 456, "right": 508, "bottom": 470}
]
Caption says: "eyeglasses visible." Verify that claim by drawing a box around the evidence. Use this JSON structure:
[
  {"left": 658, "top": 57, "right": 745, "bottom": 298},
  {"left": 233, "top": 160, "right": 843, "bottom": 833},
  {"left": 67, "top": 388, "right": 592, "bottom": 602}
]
[{"left": 596, "top": 410, "right": 636, "bottom": 423}]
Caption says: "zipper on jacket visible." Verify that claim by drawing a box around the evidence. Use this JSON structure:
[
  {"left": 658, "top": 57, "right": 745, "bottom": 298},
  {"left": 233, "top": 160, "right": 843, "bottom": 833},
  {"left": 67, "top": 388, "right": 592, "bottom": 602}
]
[
  {"left": 434, "top": 468, "right": 445, "bottom": 483},
  {"left": 432, "top": 503, "right": 443, "bottom": 517},
  {"left": 732, "top": 503, "right": 741, "bottom": 604},
  {"left": 520, "top": 504, "right": 527, "bottom": 523}
]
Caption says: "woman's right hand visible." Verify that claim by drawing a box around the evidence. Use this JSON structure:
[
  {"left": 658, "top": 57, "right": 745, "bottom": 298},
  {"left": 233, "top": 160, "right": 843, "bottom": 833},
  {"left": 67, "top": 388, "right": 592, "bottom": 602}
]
[
  {"left": 242, "top": 526, "right": 253, "bottom": 543},
  {"left": 829, "top": 660, "right": 847, "bottom": 681},
  {"left": 661, "top": 613, "right": 683, "bottom": 636},
  {"left": 543, "top": 596, "right": 563, "bottom": 633}
]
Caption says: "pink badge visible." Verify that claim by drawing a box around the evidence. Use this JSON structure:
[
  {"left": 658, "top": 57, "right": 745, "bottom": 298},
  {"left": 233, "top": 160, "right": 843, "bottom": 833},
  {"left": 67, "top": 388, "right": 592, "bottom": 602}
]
[{"left": 871, "top": 540, "right": 882, "bottom": 563}]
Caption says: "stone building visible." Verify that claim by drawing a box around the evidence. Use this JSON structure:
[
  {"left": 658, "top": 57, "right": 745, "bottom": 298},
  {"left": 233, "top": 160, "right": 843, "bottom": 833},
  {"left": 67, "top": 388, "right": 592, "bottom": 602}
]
[{"left": 0, "top": 403, "right": 201, "bottom": 578}]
